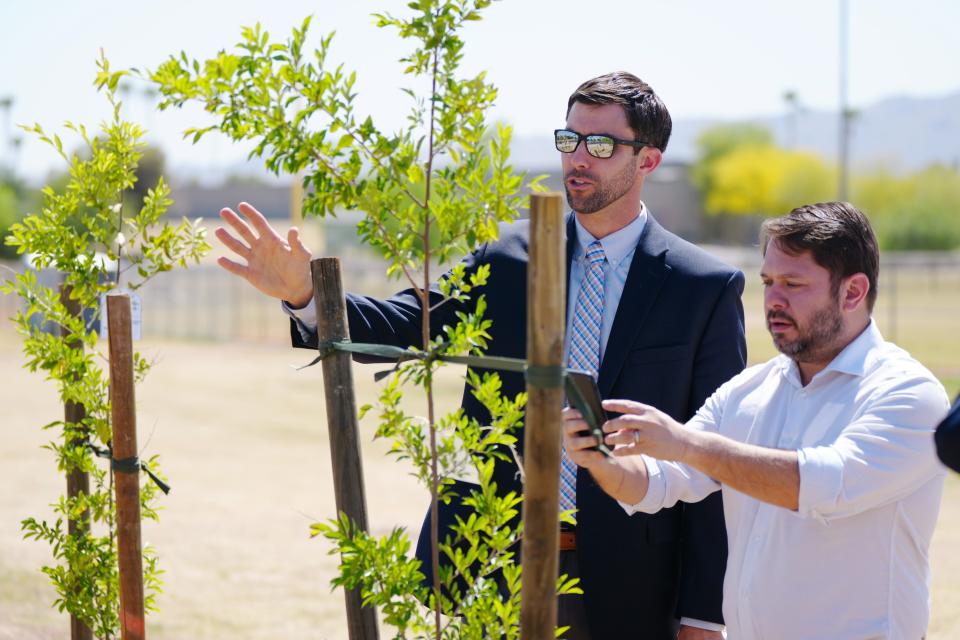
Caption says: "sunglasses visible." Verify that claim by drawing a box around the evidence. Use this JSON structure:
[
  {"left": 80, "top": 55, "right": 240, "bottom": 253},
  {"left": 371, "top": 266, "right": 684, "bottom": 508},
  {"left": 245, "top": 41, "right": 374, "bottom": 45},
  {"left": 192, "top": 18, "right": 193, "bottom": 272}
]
[{"left": 554, "top": 129, "right": 650, "bottom": 159}]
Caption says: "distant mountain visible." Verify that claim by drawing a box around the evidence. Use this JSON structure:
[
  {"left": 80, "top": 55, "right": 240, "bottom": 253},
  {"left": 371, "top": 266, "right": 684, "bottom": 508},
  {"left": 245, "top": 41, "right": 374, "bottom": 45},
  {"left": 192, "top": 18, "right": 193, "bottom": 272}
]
[{"left": 509, "top": 90, "right": 960, "bottom": 173}]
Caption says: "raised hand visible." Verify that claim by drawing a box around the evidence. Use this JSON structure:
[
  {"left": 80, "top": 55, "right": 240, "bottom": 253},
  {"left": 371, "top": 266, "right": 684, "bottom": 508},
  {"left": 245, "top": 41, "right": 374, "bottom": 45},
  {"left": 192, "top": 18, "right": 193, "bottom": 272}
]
[{"left": 215, "top": 202, "right": 314, "bottom": 307}]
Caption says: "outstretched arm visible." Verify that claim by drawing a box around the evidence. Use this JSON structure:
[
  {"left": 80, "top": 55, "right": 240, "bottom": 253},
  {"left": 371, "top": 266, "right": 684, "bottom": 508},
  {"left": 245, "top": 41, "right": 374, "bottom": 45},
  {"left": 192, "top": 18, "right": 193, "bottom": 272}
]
[
  {"left": 216, "top": 201, "right": 314, "bottom": 308},
  {"left": 601, "top": 399, "right": 800, "bottom": 510}
]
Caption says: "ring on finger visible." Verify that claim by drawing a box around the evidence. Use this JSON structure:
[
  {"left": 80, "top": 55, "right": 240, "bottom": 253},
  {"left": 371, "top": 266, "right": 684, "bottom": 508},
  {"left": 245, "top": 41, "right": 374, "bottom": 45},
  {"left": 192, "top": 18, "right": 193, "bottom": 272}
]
[{"left": 632, "top": 430, "right": 640, "bottom": 446}]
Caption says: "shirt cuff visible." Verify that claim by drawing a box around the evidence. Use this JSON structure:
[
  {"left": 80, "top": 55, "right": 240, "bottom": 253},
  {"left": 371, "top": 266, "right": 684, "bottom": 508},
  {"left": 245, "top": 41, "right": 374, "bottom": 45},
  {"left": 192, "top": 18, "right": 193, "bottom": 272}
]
[
  {"left": 680, "top": 617, "right": 725, "bottom": 633},
  {"left": 618, "top": 455, "right": 665, "bottom": 515},
  {"left": 281, "top": 298, "right": 318, "bottom": 339},
  {"left": 796, "top": 445, "right": 844, "bottom": 521}
]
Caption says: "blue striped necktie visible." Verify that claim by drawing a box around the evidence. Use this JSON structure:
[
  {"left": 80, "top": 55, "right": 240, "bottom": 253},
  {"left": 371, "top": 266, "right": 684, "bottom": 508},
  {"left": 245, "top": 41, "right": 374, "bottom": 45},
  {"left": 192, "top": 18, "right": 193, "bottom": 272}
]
[{"left": 560, "top": 240, "right": 606, "bottom": 516}]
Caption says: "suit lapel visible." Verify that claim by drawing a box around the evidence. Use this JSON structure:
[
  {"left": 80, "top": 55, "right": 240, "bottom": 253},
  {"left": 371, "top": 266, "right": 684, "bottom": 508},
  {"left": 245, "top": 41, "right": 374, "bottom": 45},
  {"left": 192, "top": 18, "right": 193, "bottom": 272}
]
[
  {"left": 596, "top": 217, "right": 672, "bottom": 397},
  {"left": 564, "top": 213, "right": 577, "bottom": 298}
]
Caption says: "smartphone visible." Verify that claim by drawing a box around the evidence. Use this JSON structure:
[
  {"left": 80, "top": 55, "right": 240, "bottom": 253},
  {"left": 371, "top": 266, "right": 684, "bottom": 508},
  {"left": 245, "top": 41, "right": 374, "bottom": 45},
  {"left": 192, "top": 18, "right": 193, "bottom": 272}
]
[{"left": 564, "top": 369, "right": 613, "bottom": 457}]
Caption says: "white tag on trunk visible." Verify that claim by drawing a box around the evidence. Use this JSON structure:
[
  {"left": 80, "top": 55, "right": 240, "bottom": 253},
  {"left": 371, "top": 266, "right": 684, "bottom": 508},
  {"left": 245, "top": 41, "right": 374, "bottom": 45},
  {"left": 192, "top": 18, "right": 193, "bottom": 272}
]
[{"left": 100, "top": 289, "right": 142, "bottom": 340}]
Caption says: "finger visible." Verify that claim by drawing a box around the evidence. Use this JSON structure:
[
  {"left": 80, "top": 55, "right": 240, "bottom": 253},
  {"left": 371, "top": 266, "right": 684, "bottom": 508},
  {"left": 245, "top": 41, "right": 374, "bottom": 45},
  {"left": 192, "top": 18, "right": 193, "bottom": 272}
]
[
  {"left": 287, "top": 227, "right": 312, "bottom": 260},
  {"left": 214, "top": 227, "right": 252, "bottom": 258},
  {"left": 602, "top": 399, "right": 654, "bottom": 415},
  {"left": 568, "top": 449, "right": 605, "bottom": 468},
  {"left": 565, "top": 434, "right": 600, "bottom": 453},
  {"left": 561, "top": 407, "right": 583, "bottom": 420},
  {"left": 602, "top": 414, "right": 640, "bottom": 433},
  {"left": 562, "top": 418, "right": 590, "bottom": 437},
  {"left": 237, "top": 201, "right": 279, "bottom": 238},
  {"left": 605, "top": 428, "right": 641, "bottom": 448},
  {"left": 217, "top": 256, "right": 250, "bottom": 279},
  {"left": 219, "top": 208, "right": 258, "bottom": 245}
]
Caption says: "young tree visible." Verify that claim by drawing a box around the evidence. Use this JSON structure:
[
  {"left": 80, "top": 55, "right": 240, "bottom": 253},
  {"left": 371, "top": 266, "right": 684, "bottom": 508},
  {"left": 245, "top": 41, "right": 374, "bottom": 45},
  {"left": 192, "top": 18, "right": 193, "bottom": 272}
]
[
  {"left": 149, "top": 2, "right": 574, "bottom": 637},
  {"left": 3, "top": 54, "right": 209, "bottom": 638}
]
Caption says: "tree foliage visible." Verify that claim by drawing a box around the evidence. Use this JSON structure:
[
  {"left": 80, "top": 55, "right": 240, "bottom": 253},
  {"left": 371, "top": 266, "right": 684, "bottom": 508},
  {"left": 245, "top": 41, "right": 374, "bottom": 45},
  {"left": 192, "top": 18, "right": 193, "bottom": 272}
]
[
  {"left": 690, "top": 122, "right": 773, "bottom": 198},
  {"left": 692, "top": 123, "right": 833, "bottom": 217},
  {"left": 0, "top": 175, "right": 35, "bottom": 260},
  {"left": 150, "top": 2, "right": 571, "bottom": 638},
  {"left": 2, "top": 53, "right": 209, "bottom": 638},
  {"left": 703, "top": 144, "right": 834, "bottom": 217},
  {"left": 691, "top": 123, "right": 960, "bottom": 250},
  {"left": 853, "top": 164, "right": 960, "bottom": 250}
]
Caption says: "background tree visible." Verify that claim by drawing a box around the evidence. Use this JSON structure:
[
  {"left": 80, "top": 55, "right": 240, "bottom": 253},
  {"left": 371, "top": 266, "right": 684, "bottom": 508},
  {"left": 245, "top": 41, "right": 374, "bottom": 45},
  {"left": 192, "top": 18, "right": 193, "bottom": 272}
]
[
  {"left": 0, "top": 176, "right": 30, "bottom": 260},
  {"left": 703, "top": 144, "right": 834, "bottom": 216},
  {"left": 690, "top": 123, "right": 773, "bottom": 199},
  {"left": 854, "top": 164, "right": 960, "bottom": 250}
]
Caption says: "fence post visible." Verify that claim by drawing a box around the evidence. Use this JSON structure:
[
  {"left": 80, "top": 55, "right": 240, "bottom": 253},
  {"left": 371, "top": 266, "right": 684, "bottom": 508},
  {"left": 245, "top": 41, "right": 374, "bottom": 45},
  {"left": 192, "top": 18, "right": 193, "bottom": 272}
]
[
  {"left": 107, "top": 293, "right": 146, "bottom": 640},
  {"left": 311, "top": 257, "right": 379, "bottom": 640},
  {"left": 59, "top": 285, "right": 93, "bottom": 640},
  {"left": 520, "top": 193, "right": 566, "bottom": 638}
]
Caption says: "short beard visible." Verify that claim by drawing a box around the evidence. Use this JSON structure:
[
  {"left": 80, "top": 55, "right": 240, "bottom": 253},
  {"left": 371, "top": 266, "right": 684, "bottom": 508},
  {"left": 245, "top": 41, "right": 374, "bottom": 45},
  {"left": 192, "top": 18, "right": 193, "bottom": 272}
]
[
  {"left": 564, "top": 155, "right": 637, "bottom": 214},
  {"left": 768, "top": 297, "right": 844, "bottom": 363}
]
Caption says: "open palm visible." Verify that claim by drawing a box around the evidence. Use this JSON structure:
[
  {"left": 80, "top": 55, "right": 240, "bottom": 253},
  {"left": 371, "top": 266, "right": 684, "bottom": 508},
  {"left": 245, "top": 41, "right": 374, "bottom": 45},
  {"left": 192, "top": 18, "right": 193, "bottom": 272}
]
[{"left": 215, "top": 202, "right": 315, "bottom": 308}]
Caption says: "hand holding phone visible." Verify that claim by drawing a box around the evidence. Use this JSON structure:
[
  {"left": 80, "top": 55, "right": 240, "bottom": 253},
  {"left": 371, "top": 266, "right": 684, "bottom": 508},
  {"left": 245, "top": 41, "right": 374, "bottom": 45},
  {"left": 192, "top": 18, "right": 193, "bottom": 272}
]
[{"left": 564, "top": 370, "right": 613, "bottom": 457}]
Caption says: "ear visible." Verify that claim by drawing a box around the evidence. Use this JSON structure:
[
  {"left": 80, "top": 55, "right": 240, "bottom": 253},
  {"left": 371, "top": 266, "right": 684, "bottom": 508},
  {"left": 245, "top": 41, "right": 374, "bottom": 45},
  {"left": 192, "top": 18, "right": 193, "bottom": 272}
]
[
  {"left": 840, "top": 273, "right": 870, "bottom": 312},
  {"left": 636, "top": 147, "right": 662, "bottom": 176}
]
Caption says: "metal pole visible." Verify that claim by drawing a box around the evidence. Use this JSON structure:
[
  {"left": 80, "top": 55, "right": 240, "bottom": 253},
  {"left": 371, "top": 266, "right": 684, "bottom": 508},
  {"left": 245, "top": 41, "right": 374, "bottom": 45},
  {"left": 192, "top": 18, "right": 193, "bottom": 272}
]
[{"left": 838, "top": 0, "right": 851, "bottom": 201}]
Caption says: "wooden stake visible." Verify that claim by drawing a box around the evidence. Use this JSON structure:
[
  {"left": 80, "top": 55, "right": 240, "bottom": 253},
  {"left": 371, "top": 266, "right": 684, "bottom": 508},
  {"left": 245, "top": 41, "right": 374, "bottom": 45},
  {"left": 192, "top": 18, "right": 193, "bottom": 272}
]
[
  {"left": 107, "top": 294, "right": 145, "bottom": 640},
  {"left": 60, "top": 285, "right": 92, "bottom": 640},
  {"left": 311, "top": 257, "right": 379, "bottom": 640},
  {"left": 520, "top": 193, "right": 566, "bottom": 638}
]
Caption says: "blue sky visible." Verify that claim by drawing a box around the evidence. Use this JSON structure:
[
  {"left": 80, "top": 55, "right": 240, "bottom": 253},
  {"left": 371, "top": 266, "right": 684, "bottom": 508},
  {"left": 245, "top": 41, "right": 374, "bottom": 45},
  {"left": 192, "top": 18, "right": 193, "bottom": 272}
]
[{"left": 2, "top": 0, "right": 958, "bottom": 181}]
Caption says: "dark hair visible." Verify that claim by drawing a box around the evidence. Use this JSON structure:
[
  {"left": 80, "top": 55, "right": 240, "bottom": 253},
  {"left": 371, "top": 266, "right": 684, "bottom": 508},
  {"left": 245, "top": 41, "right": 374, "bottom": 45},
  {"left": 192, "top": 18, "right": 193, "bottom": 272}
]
[
  {"left": 566, "top": 71, "right": 672, "bottom": 153},
  {"left": 761, "top": 202, "right": 880, "bottom": 311}
]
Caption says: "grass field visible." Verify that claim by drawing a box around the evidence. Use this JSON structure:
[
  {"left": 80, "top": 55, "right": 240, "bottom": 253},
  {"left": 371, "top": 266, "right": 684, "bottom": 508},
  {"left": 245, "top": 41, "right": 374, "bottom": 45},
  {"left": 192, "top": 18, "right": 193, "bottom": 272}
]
[{"left": 0, "top": 261, "right": 957, "bottom": 638}]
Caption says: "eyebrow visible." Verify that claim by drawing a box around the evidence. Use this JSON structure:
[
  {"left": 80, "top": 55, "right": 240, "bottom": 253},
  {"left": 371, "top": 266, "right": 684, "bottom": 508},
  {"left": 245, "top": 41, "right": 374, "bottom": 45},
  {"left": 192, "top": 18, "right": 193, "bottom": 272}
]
[
  {"left": 564, "top": 128, "right": 621, "bottom": 138},
  {"left": 760, "top": 271, "right": 808, "bottom": 280}
]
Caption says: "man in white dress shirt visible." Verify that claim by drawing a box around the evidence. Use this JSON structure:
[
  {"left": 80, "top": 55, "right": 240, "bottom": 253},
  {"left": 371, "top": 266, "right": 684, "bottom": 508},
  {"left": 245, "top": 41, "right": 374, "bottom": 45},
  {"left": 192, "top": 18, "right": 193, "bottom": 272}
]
[{"left": 563, "top": 201, "right": 950, "bottom": 639}]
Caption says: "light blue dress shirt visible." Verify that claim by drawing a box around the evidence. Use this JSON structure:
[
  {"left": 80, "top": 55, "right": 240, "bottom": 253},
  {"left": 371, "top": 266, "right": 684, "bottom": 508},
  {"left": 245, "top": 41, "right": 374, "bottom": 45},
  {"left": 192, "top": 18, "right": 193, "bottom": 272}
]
[{"left": 564, "top": 206, "right": 647, "bottom": 369}]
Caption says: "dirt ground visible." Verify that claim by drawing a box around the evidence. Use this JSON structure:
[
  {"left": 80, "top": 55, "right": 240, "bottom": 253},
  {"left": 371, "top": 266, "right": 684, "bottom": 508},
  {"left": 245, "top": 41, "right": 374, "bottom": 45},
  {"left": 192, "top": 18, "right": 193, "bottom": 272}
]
[
  {"left": 1, "top": 261, "right": 959, "bottom": 638},
  {"left": 0, "top": 334, "right": 453, "bottom": 639}
]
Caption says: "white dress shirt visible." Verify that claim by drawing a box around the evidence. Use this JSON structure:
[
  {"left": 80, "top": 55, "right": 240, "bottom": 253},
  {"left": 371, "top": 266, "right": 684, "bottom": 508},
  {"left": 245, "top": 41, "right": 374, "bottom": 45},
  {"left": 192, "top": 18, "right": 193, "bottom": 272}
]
[{"left": 623, "top": 321, "right": 950, "bottom": 639}]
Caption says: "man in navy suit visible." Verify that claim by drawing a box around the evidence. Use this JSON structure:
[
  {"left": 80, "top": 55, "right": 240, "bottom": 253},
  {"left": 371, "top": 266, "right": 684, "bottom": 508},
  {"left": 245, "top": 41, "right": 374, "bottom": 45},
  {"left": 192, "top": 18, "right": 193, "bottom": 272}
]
[{"left": 215, "top": 72, "right": 746, "bottom": 639}]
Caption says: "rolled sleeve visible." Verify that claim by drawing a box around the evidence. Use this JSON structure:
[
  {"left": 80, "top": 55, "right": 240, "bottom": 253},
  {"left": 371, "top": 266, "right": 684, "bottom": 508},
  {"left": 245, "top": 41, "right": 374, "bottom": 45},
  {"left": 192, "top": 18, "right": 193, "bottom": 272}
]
[
  {"left": 796, "top": 445, "right": 845, "bottom": 521},
  {"left": 619, "top": 455, "right": 666, "bottom": 515},
  {"left": 795, "top": 375, "right": 948, "bottom": 522}
]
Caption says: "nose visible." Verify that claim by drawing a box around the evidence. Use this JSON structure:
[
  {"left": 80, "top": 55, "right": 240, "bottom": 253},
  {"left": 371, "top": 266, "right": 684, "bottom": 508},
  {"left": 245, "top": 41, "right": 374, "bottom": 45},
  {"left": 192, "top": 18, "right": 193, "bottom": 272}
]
[
  {"left": 570, "top": 139, "right": 592, "bottom": 169},
  {"left": 765, "top": 284, "right": 788, "bottom": 312}
]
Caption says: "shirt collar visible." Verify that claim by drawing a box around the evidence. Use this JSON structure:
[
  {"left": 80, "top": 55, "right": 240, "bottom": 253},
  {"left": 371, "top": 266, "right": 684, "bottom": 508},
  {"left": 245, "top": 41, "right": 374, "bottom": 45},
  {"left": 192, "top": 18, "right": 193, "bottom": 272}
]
[
  {"left": 820, "top": 319, "right": 884, "bottom": 377},
  {"left": 778, "top": 319, "right": 884, "bottom": 385},
  {"left": 572, "top": 203, "right": 648, "bottom": 268}
]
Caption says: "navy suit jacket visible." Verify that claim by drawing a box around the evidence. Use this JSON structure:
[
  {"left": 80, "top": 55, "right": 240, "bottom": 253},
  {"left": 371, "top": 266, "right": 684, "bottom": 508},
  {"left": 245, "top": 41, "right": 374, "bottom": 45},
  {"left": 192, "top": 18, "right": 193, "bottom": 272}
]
[
  {"left": 293, "top": 214, "right": 747, "bottom": 638},
  {"left": 935, "top": 396, "right": 960, "bottom": 472}
]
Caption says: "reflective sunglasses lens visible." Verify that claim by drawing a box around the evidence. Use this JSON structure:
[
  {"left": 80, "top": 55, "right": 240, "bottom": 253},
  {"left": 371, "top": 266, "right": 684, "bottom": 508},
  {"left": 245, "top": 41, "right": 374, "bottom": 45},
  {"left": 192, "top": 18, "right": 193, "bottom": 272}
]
[
  {"left": 555, "top": 130, "right": 580, "bottom": 153},
  {"left": 586, "top": 136, "right": 615, "bottom": 158}
]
